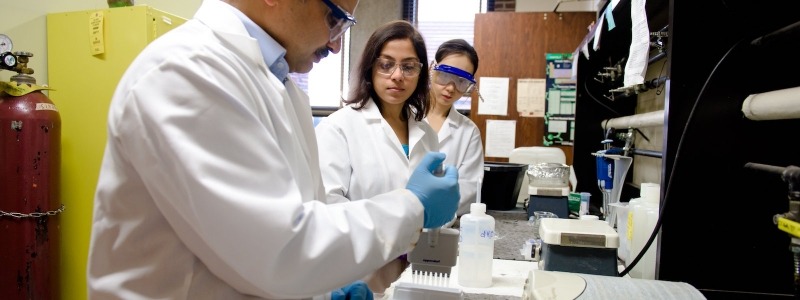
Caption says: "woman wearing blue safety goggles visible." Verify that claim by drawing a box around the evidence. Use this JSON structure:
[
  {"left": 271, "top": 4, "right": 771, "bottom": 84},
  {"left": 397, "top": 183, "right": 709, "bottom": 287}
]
[{"left": 426, "top": 39, "right": 485, "bottom": 217}]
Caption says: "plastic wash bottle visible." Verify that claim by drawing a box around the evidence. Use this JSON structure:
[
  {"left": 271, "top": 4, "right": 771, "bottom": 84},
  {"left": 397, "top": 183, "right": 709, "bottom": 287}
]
[
  {"left": 458, "top": 202, "right": 495, "bottom": 288},
  {"left": 628, "top": 182, "right": 660, "bottom": 279}
]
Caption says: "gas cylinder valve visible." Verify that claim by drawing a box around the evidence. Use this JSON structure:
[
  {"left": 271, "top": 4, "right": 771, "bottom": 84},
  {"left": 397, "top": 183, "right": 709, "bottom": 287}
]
[
  {"left": 1, "top": 51, "right": 34, "bottom": 75},
  {"left": 0, "top": 52, "right": 17, "bottom": 71},
  {"left": 2, "top": 52, "right": 36, "bottom": 85}
]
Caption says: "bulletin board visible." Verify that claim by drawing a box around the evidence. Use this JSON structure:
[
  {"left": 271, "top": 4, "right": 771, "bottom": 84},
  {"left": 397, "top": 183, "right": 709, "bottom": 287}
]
[{"left": 544, "top": 52, "right": 577, "bottom": 146}]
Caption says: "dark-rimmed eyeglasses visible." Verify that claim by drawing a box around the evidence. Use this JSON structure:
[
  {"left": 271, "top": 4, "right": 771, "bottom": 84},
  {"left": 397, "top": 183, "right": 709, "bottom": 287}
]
[
  {"left": 432, "top": 63, "right": 476, "bottom": 93},
  {"left": 321, "top": 0, "right": 357, "bottom": 42},
  {"left": 374, "top": 58, "right": 423, "bottom": 77}
]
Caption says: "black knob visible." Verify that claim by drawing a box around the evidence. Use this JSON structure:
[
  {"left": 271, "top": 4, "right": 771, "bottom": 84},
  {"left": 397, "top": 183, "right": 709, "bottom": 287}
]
[{"left": 0, "top": 52, "right": 17, "bottom": 71}]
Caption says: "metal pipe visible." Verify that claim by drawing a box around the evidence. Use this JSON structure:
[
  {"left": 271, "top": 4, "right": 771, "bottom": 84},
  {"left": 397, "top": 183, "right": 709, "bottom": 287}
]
[
  {"left": 742, "top": 86, "right": 800, "bottom": 121},
  {"left": 744, "top": 162, "right": 787, "bottom": 175},
  {"left": 602, "top": 110, "right": 665, "bottom": 129},
  {"left": 645, "top": 76, "right": 668, "bottom": 89},
  {"left": 648, "top": 52, "right": 666, "bottom": 64},
  {"left": 751, "top": 20, "right": 800, "bottom": 47},
  {"left": 631, "top": 148, "right": 662, "bottom": 158}
]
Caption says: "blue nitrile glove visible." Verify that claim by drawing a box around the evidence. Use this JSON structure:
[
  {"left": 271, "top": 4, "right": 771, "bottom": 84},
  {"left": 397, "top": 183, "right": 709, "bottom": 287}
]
[
  {"left": 406, "top": 152, "right": 460, "bottom": 228},
  {"left": 331, "top": 280, "right": 373, "bottom": 300}
]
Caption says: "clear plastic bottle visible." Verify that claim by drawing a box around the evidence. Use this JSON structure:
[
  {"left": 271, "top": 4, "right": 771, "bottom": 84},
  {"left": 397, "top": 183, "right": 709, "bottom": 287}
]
[
  {"left": 458, "top": 202, "right": 495, "bottom": 288},
  {"left": 628, "top": 183, "right": 660, "bottom": 279}
]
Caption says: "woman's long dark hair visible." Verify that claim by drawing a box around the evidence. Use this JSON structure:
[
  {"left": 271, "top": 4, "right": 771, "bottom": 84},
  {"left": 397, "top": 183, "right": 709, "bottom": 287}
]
[{"left": 345, "top": 20, "right": 430, "bottom": 121}]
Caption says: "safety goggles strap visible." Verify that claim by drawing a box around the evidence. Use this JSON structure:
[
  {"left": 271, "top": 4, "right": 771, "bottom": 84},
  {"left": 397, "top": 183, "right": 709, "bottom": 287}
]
[{"left": 433, "top": 64, "right": 476, "bottom": 84}]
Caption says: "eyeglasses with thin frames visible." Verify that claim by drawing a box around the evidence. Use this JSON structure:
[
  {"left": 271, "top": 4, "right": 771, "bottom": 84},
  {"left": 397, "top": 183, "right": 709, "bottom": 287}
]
[
  {"left": 320, "top": 0, "right": 357, "bottom": 42},
  {"left": 374, "top": 58, "right": 423, "bottom": 78}
]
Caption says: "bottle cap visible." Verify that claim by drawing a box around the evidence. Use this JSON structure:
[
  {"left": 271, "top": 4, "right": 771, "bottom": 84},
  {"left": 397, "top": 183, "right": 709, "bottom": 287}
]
[
  {"left": 641, "top": 183, "right": 660, "bottom": 203},
  {"left": 470, "top": 202, "right": 486, "bottom": 214}
]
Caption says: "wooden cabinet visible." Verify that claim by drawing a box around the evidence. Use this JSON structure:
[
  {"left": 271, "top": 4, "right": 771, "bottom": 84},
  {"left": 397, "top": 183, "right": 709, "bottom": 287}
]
[{"left": 471, "top": 11, "right": 597, "bottom": 165}]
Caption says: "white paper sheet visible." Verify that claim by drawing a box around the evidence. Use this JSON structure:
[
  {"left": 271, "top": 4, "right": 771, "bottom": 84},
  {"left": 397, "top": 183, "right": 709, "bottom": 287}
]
[
  {"left": 517, "top": 78, "right": 546, "bottom": 117},
  {"left": 477, "top": 77, "right": 510, "bottom": 116},
  {"left": 548, "top": 119, "right": 568, "bottom": 133},
  {"left": 485, "top": 119, "right": 516, "bottom": 158},
  {"left": 581, "top": 40, "right": 591, "bottom": 59},
  {"left": 593, "top": 12, "right": 605, "bottom": 51},
  {"left": 623, "top": 0, "right": 649, "bottom": 87},
  {"left": 579, "top": 21, "right": 597, "bottom": 59},
  {"left": 571, "top": 50, "right": 580, "bottom": 78},
  {"left": 583, "top": 0, "right": 622, "bottom": 58}
]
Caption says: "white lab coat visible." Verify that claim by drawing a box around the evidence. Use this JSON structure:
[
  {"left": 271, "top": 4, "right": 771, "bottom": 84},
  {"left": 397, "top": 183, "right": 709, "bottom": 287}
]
[
  {"left": 87, "top": 1, "right": 423, "bottom": 299},
  {"left": 426, "top": 106, "right": 485, "bottom": 215},
  {"left": 314, "top": 100, "right": 440, "bottom": 203}
]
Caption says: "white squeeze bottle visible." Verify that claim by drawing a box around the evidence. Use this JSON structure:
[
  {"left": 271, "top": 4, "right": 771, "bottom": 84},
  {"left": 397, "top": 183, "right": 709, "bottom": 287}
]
[
  {"left": 625, "top": 196, "right": 642, "bottom": 266},
  {"left": 628, "top": 182, "right": 660, "bottom": 280},
  {"left": 459, "top": 177, "right": 495, "bottom": 288}
]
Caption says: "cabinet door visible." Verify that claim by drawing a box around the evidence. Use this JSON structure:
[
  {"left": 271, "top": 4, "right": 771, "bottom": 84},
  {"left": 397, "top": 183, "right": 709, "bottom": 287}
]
[{"left": 46, "top": 6, "right": 185, "bottom": 300}]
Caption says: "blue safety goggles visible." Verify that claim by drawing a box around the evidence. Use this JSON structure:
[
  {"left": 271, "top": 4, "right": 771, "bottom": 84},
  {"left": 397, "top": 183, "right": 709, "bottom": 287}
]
[
  {"left": 432, "top": 64, "right": 476, "bottom": 94},
  {"left": 321, "top": 0, "right": 357, "bottom": 42}
]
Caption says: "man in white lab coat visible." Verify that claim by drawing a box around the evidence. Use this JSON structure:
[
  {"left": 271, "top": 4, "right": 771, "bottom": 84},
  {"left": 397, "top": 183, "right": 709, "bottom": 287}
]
[{"left": 86, "top": 0, "right": 459, "bottom": 299}]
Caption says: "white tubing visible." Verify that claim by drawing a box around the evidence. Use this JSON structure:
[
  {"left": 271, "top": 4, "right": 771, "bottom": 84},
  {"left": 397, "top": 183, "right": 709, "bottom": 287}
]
[
  {"left": 602, "top": 110, "right": 665, "bottom": 129},
  {"left": 742, "top": 86, "right": 800, "bottom": 121}
]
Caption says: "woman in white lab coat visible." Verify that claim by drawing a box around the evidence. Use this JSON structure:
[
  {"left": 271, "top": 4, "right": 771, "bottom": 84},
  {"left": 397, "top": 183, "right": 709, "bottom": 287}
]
[
  {"left": 426, "top": 39, "right": 485, "bottom": 216},
  {"left": 314, "top": 20, "right": 440, "bottom": 293},
  {"left": 315, "top": 21, "right": 439, "bottom": 203}
]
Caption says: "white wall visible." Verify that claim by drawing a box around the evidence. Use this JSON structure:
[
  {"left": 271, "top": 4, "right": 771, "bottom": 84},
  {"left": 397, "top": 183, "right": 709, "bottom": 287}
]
[
  {"left": 1, "top": 0, "right": 202, "bottom": 86},
  {"left": 348, "top": 0, "right": 402, "bottom": 73},
  {"left": 1, "top": 0, "right": 397, "bottom": 88}
]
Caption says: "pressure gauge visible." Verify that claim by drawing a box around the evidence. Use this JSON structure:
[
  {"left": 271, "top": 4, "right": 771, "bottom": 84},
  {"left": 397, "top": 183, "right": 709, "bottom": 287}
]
[{"left": 0, "top": 34, "right": 12, "bottom": 53}]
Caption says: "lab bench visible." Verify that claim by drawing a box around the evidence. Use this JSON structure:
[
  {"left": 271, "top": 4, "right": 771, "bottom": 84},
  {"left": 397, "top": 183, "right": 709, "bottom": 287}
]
[
  {"left": 383, "top": 207, "right": 535, "bottom": 300},
  {"left": 382, "top": 206, "right": 706, "bottom": 299},
  {"left": 486, "top": 207, "right": 533, "bottom": 262}
]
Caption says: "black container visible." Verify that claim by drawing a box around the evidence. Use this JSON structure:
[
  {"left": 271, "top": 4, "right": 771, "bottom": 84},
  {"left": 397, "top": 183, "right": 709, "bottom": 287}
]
[{"left": 481, "top": 162, "right": 527, "bottom": 211}]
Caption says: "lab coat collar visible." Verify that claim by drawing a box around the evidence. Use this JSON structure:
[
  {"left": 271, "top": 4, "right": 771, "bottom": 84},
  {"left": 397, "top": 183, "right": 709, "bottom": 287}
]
[
  {"left": 359, "top": 99, "right": 428, "bottom": 161},
  {"left": 445, "top": 105, "right": 468, "bottom": 127},
  {"left": 408, "top": 118, "right": 427, "bottom": 157},
  {"left": 435, "top": 105, "right": 467, "bottom": 143},
  {"left": 194, "top": 0, "right": 273, "bottom": 83},
  {"left": 226, "top": 3, "right": 289, "bottom": 83},
  {"left": 357, "top": 99, "right": 384, "bottom": 122},
  {"left": 357, "top": 99, "right": 426, "bottom": 125}
]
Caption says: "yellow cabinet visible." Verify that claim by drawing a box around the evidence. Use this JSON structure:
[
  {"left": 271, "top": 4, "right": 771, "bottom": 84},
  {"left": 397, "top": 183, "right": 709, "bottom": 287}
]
[{"left": 46, "top": 6, "right": 185, "bottom": 299}]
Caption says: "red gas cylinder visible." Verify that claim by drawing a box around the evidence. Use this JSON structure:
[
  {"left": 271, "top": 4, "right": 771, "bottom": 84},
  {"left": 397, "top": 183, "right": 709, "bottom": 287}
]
[{"left": 0, "top": 52, "right": 62, "bottom": 299}]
